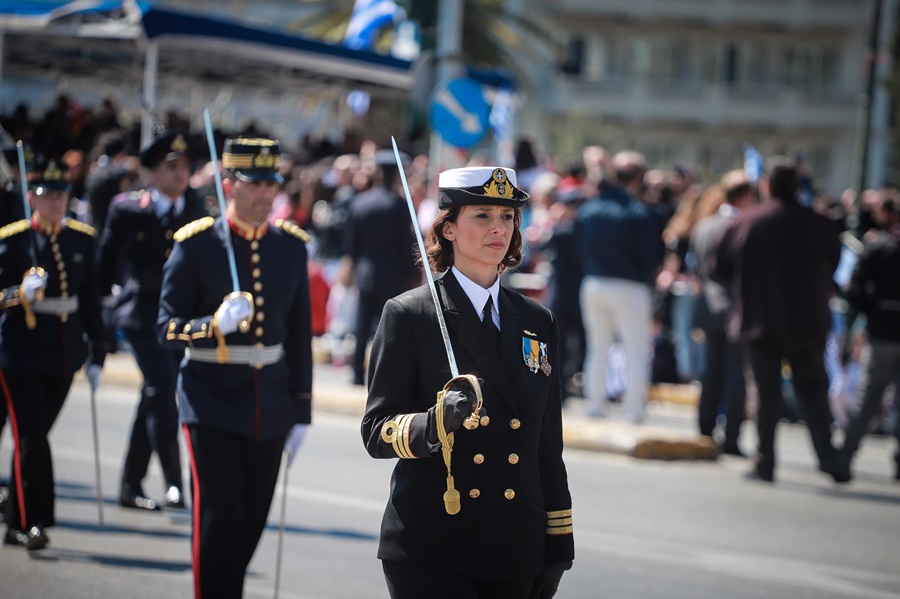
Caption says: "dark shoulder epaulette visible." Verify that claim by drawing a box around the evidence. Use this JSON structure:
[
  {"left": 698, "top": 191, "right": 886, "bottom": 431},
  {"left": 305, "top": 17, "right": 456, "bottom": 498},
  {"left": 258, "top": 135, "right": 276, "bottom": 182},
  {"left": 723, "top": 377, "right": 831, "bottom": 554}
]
[
  {"left": 174, "top": 216, "right": 216, "bottom": 243},
  {"left": 65, "top": 219, "right": 96, "bottom": 237},
  {"left": 275, "top": 219, "right": 310, "bottom": 243},
  {"left": 0, "top": 219, "right": 30, "bottom": 240}
]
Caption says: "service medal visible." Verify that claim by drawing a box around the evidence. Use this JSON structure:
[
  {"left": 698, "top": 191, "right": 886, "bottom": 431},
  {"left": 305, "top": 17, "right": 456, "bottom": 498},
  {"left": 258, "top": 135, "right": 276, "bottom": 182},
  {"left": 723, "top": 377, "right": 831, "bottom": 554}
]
[{"left": 539, "top": 342, "right": 552, "bottom": 376}]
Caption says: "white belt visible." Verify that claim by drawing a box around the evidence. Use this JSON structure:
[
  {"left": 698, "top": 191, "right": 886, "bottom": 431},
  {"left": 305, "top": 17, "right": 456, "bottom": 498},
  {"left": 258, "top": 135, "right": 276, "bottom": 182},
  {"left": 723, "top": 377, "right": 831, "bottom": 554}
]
[
  {"left": 186, "top": 343, "right": 284, "bottom": 368},
  {"left": 32, "top": 296, "right": 80, "bottom": 315}
]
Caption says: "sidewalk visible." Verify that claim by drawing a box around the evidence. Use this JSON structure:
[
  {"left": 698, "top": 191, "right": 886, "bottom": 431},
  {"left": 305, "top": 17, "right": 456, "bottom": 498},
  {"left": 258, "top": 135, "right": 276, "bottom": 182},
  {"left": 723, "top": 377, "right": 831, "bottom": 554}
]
[{"left": 90, "top": 352, "right": 718, "bottom": 461}]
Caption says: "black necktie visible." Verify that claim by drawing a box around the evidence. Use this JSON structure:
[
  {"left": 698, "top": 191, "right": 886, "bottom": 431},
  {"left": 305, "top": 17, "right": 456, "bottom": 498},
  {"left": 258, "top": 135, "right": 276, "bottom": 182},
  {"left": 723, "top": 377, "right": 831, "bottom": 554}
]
[{"left": 483, "top": 295, "right": 500, "bottom": 351}]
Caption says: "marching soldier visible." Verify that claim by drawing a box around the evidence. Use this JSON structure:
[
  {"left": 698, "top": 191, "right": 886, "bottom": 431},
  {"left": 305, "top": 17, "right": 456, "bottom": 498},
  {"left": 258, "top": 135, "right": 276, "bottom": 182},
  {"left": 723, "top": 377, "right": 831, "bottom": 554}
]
[
  {"left": 362, "top": 167, "right": 575, "bottom": 598},
  {"left": 97, "top": 130, "right": 208, "bottom": 510},
  {"left": 158, "top": 137, "right": 312, "bottom": 598},
  {"left": 1, "top": 159, "right": 106, "bottom": 549}
]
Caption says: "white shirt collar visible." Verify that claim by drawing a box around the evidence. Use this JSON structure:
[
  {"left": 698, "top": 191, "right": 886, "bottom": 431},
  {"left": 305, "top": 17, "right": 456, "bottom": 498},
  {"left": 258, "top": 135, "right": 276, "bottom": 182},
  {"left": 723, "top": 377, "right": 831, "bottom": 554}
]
[
  {"left": 151, "top": 188, "right": 185, "bottom": 219},
  {"left": 451, "top": 266, "right": 500, "bottom": 329}
]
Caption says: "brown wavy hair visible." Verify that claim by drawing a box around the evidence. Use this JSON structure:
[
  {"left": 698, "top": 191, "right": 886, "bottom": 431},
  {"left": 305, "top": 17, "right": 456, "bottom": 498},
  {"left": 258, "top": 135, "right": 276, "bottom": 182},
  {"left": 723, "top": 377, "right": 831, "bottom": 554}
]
[{"left": 419, "top": 206, "right": 523, "bottom": 273}]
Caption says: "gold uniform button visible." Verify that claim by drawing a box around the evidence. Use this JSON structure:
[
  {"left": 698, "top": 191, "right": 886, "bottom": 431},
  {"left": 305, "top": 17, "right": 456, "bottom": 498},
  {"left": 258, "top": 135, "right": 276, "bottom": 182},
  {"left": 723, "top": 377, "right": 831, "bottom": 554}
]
[
  {"left": 256, "top": 312, "right": 265, "bottom": 322},
  {"left": 510, "top": 419, "right": 521, "bottom": 430},
  {"left": 252, "top": 268, "right": 261, "bottom": 278},
  {"left": 253, "top": 281, "right": 263, "bottom": 292},
  {"left": 469, "top": 489, "right": 480, "bottom": 499},
  {"left": 504, "top": 489, "right": 515, "bottom": 500},
  {"left": 473, "top": 454, "right": 484, "bottom": 465},
  {"left": 49, "top": 235, "right": 57, "bottom": 244},
  {"left": 251, "top": 253, "right": 260, "bottom": 263},
  {"left": 480, "top": 415, "right": 490, "bottom": 427},
  {"left": 255, "top": 296, "right": 264, "bottom": 307},
  {"left": 59, "top": 272, "right": 67, "bottom": 281},
  {"left": 57, "top": 261, "right": 65, "bottom": 271},
  {"left": 168, "top": 321, "right": 177, "bottom": 332},
  {"left": 250, "top": 240, "right": 259, "bottom": 250},
  {"left": 165, "top": 230, "right": 174, "bottom": 240},
  {"left": 255, "top": 327, "right": 264, "bottom": 337},
  {"left": 60, "top": 281, "right": 68, "bottom": 291},
  {"left": 51, "top": 244, "right": 59, "bottom": 252},
  {"left": 508, "top": 453, "right": 519, "bottom": 465}
]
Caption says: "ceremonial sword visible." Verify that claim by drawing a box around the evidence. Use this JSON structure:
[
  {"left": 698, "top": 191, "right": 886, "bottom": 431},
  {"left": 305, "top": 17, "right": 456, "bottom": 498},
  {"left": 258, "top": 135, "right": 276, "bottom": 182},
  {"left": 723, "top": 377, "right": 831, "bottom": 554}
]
[
  {"left": 202, "top": 109, "right": 252, "bottom": 362},
  {"left": 390, "top": 137, "right": 484, "bottom": 515},
  {"left": 16, "top": 141, "right": 45, "bottom": 329}
]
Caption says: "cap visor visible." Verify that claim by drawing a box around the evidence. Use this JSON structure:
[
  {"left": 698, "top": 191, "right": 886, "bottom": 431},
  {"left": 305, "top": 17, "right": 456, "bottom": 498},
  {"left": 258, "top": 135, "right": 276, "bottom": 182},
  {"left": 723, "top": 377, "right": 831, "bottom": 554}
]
[{"left": 234, "top": 170, "right": 284, "bottom": 184}]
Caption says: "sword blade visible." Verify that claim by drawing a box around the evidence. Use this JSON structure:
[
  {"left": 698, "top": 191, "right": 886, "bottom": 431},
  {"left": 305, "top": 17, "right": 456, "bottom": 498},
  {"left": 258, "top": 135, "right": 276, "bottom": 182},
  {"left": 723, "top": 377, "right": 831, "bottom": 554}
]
[
  {"left": 202, "top": 109, "right": 241, "bottom": 292},
  {"left": 391, "top": 137, "right": 459, "bottom": 378}
]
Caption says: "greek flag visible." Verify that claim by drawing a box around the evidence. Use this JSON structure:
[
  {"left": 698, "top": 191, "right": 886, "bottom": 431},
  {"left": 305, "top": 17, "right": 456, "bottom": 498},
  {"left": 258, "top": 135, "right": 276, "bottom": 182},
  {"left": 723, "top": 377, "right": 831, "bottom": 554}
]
[
  {"left": 743, "top": 143, "right": 764, "bottom": 183},
  {"left": 344, "top": 0, "right": 404, "bottom": 51}
]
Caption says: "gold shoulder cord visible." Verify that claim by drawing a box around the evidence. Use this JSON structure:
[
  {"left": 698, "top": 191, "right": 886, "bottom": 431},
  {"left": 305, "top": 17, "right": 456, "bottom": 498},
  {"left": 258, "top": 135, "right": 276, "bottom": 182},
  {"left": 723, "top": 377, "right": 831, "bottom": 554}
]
[{"left": 436, "top": 374, "right": 483, "bottom": 515}]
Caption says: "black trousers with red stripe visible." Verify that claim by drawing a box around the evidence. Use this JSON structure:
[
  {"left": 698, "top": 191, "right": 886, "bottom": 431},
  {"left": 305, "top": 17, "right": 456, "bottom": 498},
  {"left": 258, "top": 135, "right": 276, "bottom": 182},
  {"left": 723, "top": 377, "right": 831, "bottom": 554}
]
[
  {"left": 184, "top": 423, "right": 284, "bottom": 599},
  {"left": 1, "top": 369, "right": 73, "bottom": 531}
]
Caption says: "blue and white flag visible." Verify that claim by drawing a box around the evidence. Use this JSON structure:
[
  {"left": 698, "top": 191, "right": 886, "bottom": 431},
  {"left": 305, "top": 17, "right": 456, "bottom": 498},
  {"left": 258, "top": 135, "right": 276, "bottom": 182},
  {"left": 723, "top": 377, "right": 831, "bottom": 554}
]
[
  {"left": 743, "top": 143, "right": 764, "bottom": 184},
  {"left": 344, "top": 0, "right": 405, "bottom": 51}
]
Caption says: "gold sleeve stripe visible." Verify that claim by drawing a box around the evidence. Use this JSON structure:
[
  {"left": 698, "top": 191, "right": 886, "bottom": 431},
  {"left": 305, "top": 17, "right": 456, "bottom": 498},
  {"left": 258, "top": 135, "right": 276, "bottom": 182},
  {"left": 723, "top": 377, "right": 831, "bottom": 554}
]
[
  {"left": 547, "top": 509, "right": 572, "bottom": 519},
  {"left": 381, "top": 414, "right": 420, "bottom": 459},
  {"left": 548, "top": 517, "right": 573, "bottom": 527},
  {"left": 547, "top": 525, "right": 573, "bottom": 535},
  {"left": 398, "top": 413, "right": 417, "bottom": 459}
]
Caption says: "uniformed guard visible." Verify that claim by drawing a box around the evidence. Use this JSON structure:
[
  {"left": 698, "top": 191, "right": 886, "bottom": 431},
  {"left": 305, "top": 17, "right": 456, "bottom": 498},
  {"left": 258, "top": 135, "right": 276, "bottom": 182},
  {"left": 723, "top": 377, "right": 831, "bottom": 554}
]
[
  {"left": 96, "top": 129, "right": 208, "bottom": 511},
  {"left": 361, "top": 166, "right": 575, "bottom": 598},
  {"left": 158, "top": 137, "right": 312, "bottom": 599},
  {"left": 1, "top": 158, "right": 106, "bottom": 550}
]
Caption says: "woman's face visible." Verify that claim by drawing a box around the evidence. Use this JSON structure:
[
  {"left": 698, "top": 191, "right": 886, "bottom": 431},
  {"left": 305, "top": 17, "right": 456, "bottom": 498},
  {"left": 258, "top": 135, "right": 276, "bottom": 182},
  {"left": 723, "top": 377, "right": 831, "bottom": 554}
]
[{"left": 442, "top": 204, "right": 515, "bottom": 277}]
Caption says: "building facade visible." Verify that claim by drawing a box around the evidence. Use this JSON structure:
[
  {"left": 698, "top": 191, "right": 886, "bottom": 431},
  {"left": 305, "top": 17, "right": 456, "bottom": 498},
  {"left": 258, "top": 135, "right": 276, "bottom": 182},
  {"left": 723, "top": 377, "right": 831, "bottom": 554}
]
[{"left": 515, "top": 0, "right": 894, "bottom": 194}]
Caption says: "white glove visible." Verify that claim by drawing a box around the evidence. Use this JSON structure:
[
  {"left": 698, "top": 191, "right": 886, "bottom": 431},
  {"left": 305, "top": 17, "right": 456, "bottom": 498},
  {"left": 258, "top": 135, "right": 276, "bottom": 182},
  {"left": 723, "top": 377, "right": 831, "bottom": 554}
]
[
  {"left": 284, "top": 424, "right": 309, "bottom": 467},
  {"left": 22, "top": 271, "right": 48, "bottom": 302},
  {"left": 86, "top": 364, "right": 102, "bottom": 391},
  {"left": 215, "top": 295, "right": 253, "bottom": 335}
]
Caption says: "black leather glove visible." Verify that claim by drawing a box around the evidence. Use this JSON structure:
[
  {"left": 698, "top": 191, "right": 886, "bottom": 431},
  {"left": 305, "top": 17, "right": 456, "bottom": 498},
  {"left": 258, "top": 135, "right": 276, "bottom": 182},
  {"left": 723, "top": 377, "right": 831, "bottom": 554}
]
[
  {"left": 529, "top": 561, "right": 572, "bottom": 599},
  {"left": 426, "top": 381, "right": 481, "bottom": 444}
]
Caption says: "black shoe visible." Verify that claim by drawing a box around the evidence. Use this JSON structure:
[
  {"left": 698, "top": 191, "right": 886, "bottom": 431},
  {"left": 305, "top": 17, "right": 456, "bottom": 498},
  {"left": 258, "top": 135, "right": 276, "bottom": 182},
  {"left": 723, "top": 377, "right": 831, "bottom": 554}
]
[
  {"left": 4, "top": 527, "right": 27, "bottom": 547},
  {"left": 25, "top": 526, "right": 48, "bottom": 551},
  {"left": 721, "top": 444, "right": 746, "bottom": 458},
  {"left": 820, "top": 459, "right": 852, "bottom": 484},
  {"left": 744, "top": 468, "right": 774, "bottom": 483},
  {"left": 164, "top": 485, "right": 186, "bottom": 509},
  {"left": 119, "top": 484, "right": 161, "bottom": 511}
]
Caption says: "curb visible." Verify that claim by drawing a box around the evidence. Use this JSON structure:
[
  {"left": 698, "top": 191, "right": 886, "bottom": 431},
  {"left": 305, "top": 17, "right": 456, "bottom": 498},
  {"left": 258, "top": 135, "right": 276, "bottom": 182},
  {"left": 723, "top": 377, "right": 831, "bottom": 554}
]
[{"left": 88, "top": 354, "right": 716, "bottom": 461}]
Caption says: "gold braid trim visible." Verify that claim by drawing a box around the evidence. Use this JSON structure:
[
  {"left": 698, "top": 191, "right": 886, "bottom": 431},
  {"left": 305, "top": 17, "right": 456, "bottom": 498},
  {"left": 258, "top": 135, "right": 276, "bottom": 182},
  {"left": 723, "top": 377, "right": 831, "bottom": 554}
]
[
  {"left": 275, "top": 219, "right": 310, "bottom": 242},
  {"left": 174, "top": 216, "right": 215, "bottom": 243},
  {"left": 65, "top": 219, "right": 96, "bottom": 236}
]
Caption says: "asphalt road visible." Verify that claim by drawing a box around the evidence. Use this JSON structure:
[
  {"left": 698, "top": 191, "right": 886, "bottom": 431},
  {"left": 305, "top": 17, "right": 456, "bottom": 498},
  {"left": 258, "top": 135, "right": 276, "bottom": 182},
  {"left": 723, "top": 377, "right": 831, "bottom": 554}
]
[{"left": 1, "top": 376, "right": 899, "bottom": 598}]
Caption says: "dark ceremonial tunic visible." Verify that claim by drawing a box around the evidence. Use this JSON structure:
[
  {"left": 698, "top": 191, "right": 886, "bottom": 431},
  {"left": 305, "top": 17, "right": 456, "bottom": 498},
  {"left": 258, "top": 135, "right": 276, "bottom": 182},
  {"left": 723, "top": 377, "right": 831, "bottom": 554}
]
[
  {"left": 0, "top": 217, "right": 106, "bottom": 376},
  {"left": 157, "top": 215, "right": 313, "bottom": 439},
  {"left": 97, "top": 188, "right": 207, "bottom": 332},
  {"left": 362, "top": 270, "right": 574, "bottom": 582}
]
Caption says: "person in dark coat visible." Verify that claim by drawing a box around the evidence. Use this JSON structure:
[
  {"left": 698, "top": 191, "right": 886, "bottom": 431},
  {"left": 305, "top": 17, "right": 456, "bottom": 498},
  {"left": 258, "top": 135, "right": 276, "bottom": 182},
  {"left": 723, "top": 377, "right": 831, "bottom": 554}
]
[
  {"left": 689, "top": 170, "right": 756, "bottom": 455},
  {"left": 343, "top": 150, "right": 419, "bottom": 386},
  {"left": 712, "top": 156, "right": 849, "bottom": 483},
  {"left": 96, "top": 130, "right": 208, "bottom": 510},
  {"left": 840, "top": 195, "right": 900, "bottom": 480},
  {"left": 362, "top": 166, "right": 574, "bottom": 599},
  {"left": 0, "top": 159, "right": 106, "bottom": 549},
  {"left": 158, "top": 137, "right": 312, "bottom": 599}
]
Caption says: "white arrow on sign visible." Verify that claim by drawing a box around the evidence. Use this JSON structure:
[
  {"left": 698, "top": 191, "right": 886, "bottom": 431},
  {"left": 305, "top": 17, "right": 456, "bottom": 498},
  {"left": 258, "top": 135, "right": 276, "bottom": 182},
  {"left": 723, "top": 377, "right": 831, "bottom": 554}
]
[{"left": 435, "top": 87, "right": 483, "bottom": 134}]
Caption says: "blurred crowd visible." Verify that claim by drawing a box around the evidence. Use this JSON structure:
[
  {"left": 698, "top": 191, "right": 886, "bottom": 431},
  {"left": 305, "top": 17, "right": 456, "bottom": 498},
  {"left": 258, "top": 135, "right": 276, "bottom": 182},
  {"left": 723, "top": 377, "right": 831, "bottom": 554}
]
[{"left": 2, "top": 96, "right": 898, "bottom": 480}]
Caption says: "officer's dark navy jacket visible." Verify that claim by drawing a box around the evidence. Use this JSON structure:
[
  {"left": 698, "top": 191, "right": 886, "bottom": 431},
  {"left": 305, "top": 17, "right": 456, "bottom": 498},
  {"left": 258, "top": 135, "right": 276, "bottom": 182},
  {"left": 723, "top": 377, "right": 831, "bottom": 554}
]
[
  {"left": 575, "top": 183, "right": 664, "bottom": 286},
  {"left": 0, "top": 217, "right": 106, "bottom": 375},
  {"left": 361, "top": 270, "right": 574, "bottom": 581},
  {"left": 157, "top": 214, "right": 313, "bottom": 441},
  {"left": 97, "top": 188, "right": 208, "bottom": 331}
]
